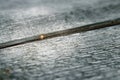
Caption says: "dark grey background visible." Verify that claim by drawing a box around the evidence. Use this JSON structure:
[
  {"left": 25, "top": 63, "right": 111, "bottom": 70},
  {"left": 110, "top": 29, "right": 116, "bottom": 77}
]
[{"left": 0, "top": 0, "right": 120, "bottom": 80}]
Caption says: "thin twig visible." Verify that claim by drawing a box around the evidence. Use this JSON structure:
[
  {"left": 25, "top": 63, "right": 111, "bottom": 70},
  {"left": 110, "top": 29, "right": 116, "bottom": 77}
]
[{"left": 0, "top": 18, "right": 120, "bottom": 49}]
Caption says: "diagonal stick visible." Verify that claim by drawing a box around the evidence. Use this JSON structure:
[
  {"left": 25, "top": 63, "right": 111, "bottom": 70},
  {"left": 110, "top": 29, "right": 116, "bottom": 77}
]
[{"left": 0, "top": 18, "right": 120, "bottom": 49}]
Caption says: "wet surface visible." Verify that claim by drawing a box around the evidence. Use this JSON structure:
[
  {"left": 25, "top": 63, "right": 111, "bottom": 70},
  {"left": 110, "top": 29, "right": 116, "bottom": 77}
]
[{"left": 0, "top": 0, "right": 120, "bottom": 80}]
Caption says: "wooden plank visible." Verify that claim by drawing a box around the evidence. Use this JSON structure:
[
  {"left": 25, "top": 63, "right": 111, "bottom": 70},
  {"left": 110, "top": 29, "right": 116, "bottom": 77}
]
[{"left": 0, "top": 18, "right": 120, "bottom": 49}]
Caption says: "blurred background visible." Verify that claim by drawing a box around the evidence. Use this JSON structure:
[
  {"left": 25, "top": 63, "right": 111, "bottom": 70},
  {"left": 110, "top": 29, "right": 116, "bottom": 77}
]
[{"left": 0, "top": 0, "right": 120, "bottom": 80}]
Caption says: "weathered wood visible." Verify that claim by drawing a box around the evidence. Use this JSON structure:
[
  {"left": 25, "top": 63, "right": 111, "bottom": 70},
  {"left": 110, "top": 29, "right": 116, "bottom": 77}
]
[{"left": 0, "top": 18, "right": 120, "bottom": 49}]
